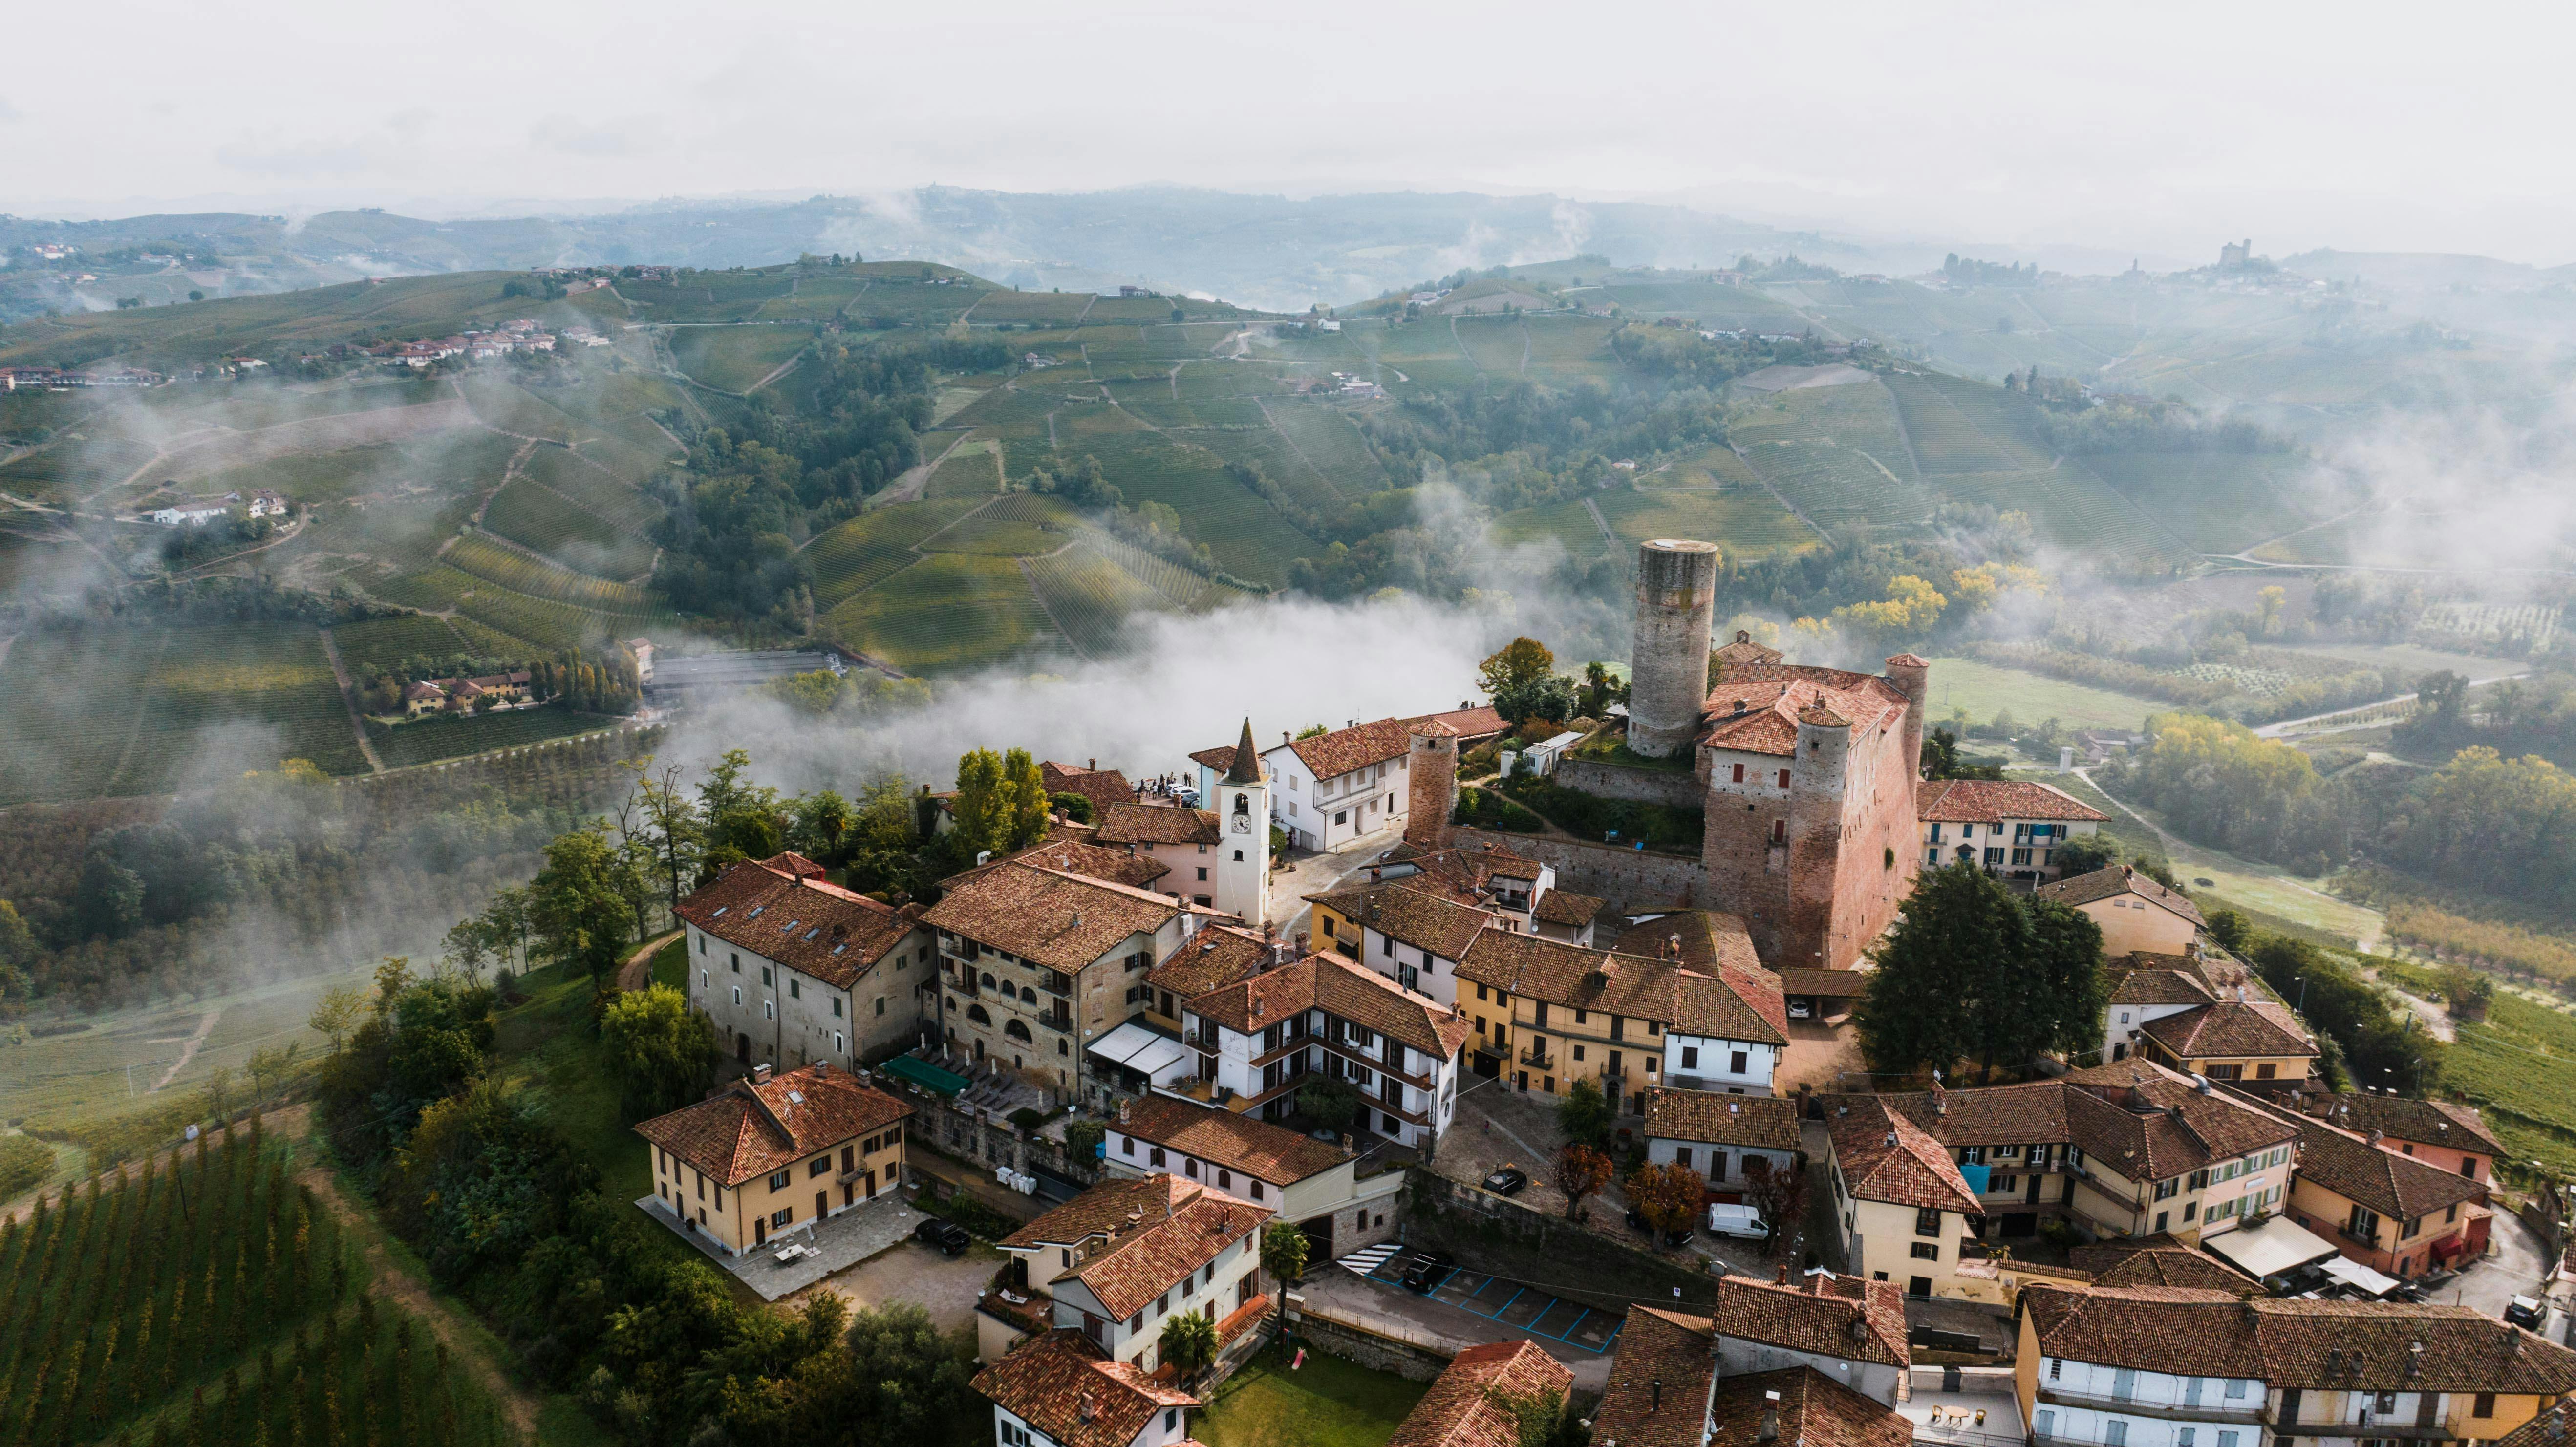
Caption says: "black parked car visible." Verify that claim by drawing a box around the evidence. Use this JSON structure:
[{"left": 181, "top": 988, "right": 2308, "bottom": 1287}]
[
  {"left": 1401, "top": 1249, "right": 1457, "bottom": 1293},
  {"left": 1622, "top": 1207, "right": 1693, "bottom": 1250},
  {"left": 1483, "top": 1167, "right": 1528, "bottom": 1197},
  {"left": 914, "top": 1217, "right": 971, "bottom": 1255}
]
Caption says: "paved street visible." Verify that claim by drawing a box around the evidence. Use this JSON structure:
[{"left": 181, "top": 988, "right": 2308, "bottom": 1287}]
[
  {"left": 2449, "top": 1210, "right": 2551, "bottom": 1319},
  {"left": 798, "top": 1238, "right": 1002, "bottom": 1333},
  {"left": 1270, "top": 823, "right": 1405, "bottom": 938},
  {"left": 1295, "top": 1262, "right": 1619, "bottom": 1393},
  {"left": 638, "top": 1189, "right": 924, "bottom": 1301}
]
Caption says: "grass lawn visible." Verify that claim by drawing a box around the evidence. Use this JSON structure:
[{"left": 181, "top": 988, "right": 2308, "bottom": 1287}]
[
  {"left": 649, "top": 935, "right": 688, "bottom": 990},
  {"left": 1925, "top": 656, "right": 2168, "bottom": 732},
  {"left": 1197, "top": 1345, "right": 1428, "bottom": 1447},
  {"left": 2041, "top": 770, "right": 2386, "bottom": 947}
]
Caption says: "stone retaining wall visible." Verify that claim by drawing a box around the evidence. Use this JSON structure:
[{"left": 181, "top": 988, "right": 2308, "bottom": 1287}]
[
  {"left": 1554, "top": 758, "right": 1704, "bottom": 809},
  {"left": 1453, "top": 827, "right": 1708, "bottom": 912}
]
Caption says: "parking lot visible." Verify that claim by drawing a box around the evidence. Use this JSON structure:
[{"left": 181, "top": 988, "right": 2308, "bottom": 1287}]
[{"left": 1345, "top": 1244, "right": 1625, "bottom": 1354}]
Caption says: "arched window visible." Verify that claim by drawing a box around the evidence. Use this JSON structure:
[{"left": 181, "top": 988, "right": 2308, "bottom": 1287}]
[
  {"left": 1021, "top": 986, "right": 1038, "bottom": 1004},
  {"left": 980, "top": 972, "right": 998, "bottom": 989},
  {"left": 1006, "top": 1020, "right": 1033, "bottom": 1043},
  {"left": 1233, "top": 850, "right": 1244, "bottom": 862},
  {"left": 1233, "top": 792, "right": 1249, "bottom": 815},
  {"left": 966, "top": 1003, "right": 992, "bottom": 1025}
]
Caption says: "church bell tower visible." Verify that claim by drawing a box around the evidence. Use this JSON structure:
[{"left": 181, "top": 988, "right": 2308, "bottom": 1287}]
[{"left": 1214, "top": 717, "right": 1271, "bottom": 928}]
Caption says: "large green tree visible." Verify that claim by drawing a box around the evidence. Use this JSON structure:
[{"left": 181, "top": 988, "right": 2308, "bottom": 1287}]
[
  {"left": 1856, "top": 862, "right": 2015, "bottom": 1079},
  {"left": 530, "top": 823, "right": 644, "bottom": 989},
  {"left": 2026, "top": 897, "right": 2111, "bottom": 1059},
  {"left": 601, "top": 983, "right": 718, "bottom": 1121}
]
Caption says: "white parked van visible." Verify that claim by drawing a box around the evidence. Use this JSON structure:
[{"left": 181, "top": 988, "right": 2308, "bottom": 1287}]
[{"left": 1707, "top": 1203, "right": 1768, "bottom": 1240}]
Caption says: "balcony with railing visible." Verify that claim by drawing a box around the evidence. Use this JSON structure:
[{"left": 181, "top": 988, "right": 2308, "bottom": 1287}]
[
  {"left": 1518, "top": 1044, "right": 1556, "bottom": 1070},
  {"left": 2036, "top": 1387, "right": 2266, "bottom": 1425}
]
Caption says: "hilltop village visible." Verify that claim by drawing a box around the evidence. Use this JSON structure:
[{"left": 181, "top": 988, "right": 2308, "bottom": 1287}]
[{"left": 630, "top": 534, "right": 2567, "bottom": 1447}]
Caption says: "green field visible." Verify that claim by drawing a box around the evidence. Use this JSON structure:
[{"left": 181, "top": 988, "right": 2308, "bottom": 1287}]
[
  {"left": 821, "top": 553, "right": 1065, "bottom": 672},
  {"left": 1922, "top": 654, "right": 2168, "bottom": 732},
  {"left": 669, "top": 325, "right": 813, "bottom": 393},
  {"left": 1074, "top": 432, "right": 1316, "bottom": 584},
  {"left": 2082, "top": 452, "right": 2323, "bottom": 554},
  {"left": 1488, "top": 498, "right": 1611, "bottom": 562},
  {"left": 368, "top": 705, "right": 627, "bottom": 768},
  {"left": 1731, "top": 379, "right": 1930, "bottom": 536},
  {"left": 923, "top": 438, "right": 1004, "bottom": 497},
  {"left": 329, "top": 614, "right": 489, "bottom": 674},
  {"left": 445, "top": 532, "right": 656, "bottom": 611},
  {"left": 371, "top": 562, "right": 644, "bottom": 652}
]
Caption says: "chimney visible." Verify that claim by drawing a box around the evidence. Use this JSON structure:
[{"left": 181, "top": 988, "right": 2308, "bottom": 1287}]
[
  {"left": 1651, "top": 1380, "right": 1663, "bottom": 1412},
  {"left": 1077, "top": 1389, "right": 1098, "bottom": 1423},
  {"left": 1282, "top": 731, "right": 1291, "bottom": 746},
  {"left": 1757, "top": 1390, "right": 1782, "bottom": 1443},
  {"left": 1776, "top": 1263, "right": 1790, "bottom": 1285},
  {"left": 753, "top": 1063, "right": 772, "bottom": 1082},
  {"left": 2369, "top": 1128, "right": 2385, "bottom": 1147},
  {"left": 1118, "top": 1099, "right": 1130, "bottom": 1124},
  {"left": 1088, "top": 758, "right": 1097, "bottom": 771}
]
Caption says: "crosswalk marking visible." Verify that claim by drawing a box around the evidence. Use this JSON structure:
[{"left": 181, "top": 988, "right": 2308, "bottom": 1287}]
[{"left": 1337, "top": 1243, "right": 1403, "bottom": 1275}]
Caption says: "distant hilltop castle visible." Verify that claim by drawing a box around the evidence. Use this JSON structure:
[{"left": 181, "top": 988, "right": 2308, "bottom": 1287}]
[{"left": 2220, "top": 238, "right": 2253, "bottom": 269}]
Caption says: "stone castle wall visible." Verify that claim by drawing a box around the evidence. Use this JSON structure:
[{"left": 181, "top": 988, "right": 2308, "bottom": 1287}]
[{"left": 1552, "top": 758, "right": 1704, "bottom": 809}]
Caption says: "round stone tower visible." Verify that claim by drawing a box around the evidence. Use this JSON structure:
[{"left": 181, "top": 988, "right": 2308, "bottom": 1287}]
[
  {"left": 1628, "top": 538, "right": 1721, "bottom": 759},
  {"left": 1405, "top": 719, "right": 1460, "bottom": 851}
]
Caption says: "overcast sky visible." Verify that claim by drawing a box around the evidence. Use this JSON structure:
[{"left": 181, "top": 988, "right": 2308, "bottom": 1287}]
[{"left": 8, "top": 0, "right": 2573, "bottom": 264}]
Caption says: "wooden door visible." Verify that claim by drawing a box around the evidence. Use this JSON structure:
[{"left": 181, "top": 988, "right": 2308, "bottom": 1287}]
[{"left": 816, "top": 1190, "right": 828, "bottom": 1221}]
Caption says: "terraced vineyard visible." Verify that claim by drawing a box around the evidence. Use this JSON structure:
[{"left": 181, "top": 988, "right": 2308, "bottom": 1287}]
[
  {"left": 115, "top": 622, "right": 369, "bottom": 785},
  {"left": 1188, "top": 424, "right": 1341, "bottom": 511},
  {"left": 478, "top": 477, "right": 657, "bottom": 579},
  {"left": 1265, "top": 401, "right": 1391, "bottom": 491},
  {"left": 1486, "top": 499, "right": 1611, "bottom": 562},
  {"left": 1729, "top": 379, "right": 1931, "bottom": 536},
  {"left": 1027, "top": 543, "right": 1168, "bottom": 656},
  {"left": 0, "top": 624, "right": 172, "bottom": 803},
  {"left": 804, "top": 497, "right": 987, "bottom": 607},
  {"left": 518, "top": 444, "right": 665, "bottom": 532},
  {"left": 1594, "top": 487, "right": 1818, "bottom": 558},
  {"left": 369, "top": 704, "right": 628, "bottom": 768},
  {"left": 669, "top": 325, "right": 813, "bottom": 392},
  {"left": 1882, "top": 372, "right": 2053, "bottom": 473},
  {"left": 918, "top": 494, "right": 1079, "bottom": 556},
  {"left": 821, "top": 553, "right": 1064, "bottom": 673},
  {"left": 1075, "top": 432, "right": 1316, "bottom": 585},
  {"left": 1080, "top": 529, "right": 1245, "bottom": 610},
  {"left": 2081, "top": 452, "right": 2322, "bottom": 554},
  {"left": 371, "top": 563, "right": 642, "bottom": 652},
  {"left": 0, "top": 433, "right": 157, "bottom": 504},
  {"left": 445, "top": 532, "right": 656, "bottom": 611},
  {"left": 330, "top": 614, "right": 489, "bottom": 674},
  {"left": 923, "top": 439, "right": 1003, "bottom": 497}
]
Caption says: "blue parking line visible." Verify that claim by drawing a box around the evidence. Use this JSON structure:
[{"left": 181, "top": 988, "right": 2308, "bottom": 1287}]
[
  {"left": 1425, "top": 1266, "right": 1457, "bottom": 1292},
  {"left": 1489, "top": 1284, "right": 1525, "bottom": 1321},
  {"left": 1463, "top": 1273, "right": 1500, "bottom": 1300},
  {"left": 1553, "top": 1306, "right": 1590, "bottom": 1343}
]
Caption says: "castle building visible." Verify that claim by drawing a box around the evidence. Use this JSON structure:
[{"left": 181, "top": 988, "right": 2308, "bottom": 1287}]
[{"left": 1623, "top": 563, "right": 1928, "bottom": 971}]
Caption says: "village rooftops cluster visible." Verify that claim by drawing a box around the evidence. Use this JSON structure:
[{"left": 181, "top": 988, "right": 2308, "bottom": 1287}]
[
  {"left": 1042, "top": 759, "right": 1139, "bottom": 818},
  {"left": 632, "top": 1061, "right": 908, "bottom": 1190},
  {"left": 2293, "top": 1116, "right": 2490, "bottom": 1224},
  {"left": 1184, "top": 952, "right": 1473, "bottom": 1060},
  {"left": 1143, "top": 923, "right": 1279, "bottom": 1000},
  {"left": 1592, "top": 1306, "right": 1722, "bottom": 1447},
  {"left": 371, "top": 317, "right": 558, "bottom": 366},
  {"left": 1706, "top": 1367, "right": 1915, "bottom": 1447},
  {"left": 951, "top": 833, "right": 1175, "bottom": 893},
  {"left": 1642, "top": 1087, "right": 1803, "bottom": 1154},
  {"left": 1458, "top": 931, "right": 1787, "bottom": 1046},
  {"left": 1869, "top": 1059, "right": 2303, "bottom": 1186},
  {"left": 1826, "top": 1095, "right": 1984, "bottom": 1216},
  {"left": 400, "top": 668, "right": 532, "bottom": 715},
  {"left": 2062, "top": 1234, "right": 2264, "bottom": 1296},
  {"left": 1713, "top": 1270, "right": 1912, "bottom": 1368},
  {"left": 1108, "top": 1096, "right": 1352, "bottom": 1189},
  {"left": 674, "top": 852, "right": 921, "bottom": 989}
]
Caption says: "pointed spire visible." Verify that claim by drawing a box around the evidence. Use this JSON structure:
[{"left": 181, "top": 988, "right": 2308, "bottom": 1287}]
[{"left": 1226, "top": 717, "right": 1264, "bottom": 784}]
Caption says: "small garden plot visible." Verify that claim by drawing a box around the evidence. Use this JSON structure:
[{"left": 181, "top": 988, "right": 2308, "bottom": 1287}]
[
  {"left": 669, "top": 325, "right": 813, "bottom": 393},
  {"left": 821, "top": 553, "right": 1065, "bottom": 674},
  {"left": 480, "top": 477, "right": 657, "bottom": 580},
  {"left": 1196, "top": 1347, "right": 1428, "bottom": 1447}
]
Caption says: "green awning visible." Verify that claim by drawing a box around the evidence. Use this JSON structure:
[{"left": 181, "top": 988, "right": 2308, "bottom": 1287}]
[{"left": 882, "top": 1055, "right": 967, "bottom": 1097}]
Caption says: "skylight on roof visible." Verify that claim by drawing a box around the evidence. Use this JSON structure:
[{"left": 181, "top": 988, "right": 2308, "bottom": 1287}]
[
  {"left": 749, "top": 905, "right": 765, "bottom": 917},
  {"left": 711, "top": 906, "right": 729, "bottom": 917},
  {"left": 786, "top": 1090, "right": 804, "bottom": 1104},
  {"left": 805, "top": 928, "right": 821, "bottom": 940},
  {"left": 832, "top": 944, "right": 847, "bottom": 955}
]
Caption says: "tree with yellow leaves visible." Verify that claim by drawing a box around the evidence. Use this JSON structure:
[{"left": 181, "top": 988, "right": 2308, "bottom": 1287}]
[{"left": 1834, "top": 575, "right": 1948, "bottom": 637}]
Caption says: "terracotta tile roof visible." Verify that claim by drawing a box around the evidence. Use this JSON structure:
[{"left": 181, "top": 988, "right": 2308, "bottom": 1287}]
[
  {"left": 970, "top": 1330, "right": 1199, "bottom": 1447},
  {"left": 2315, "top": 1094, "right": 2504, "bottom": 1158},
  {"left": 1458, "top": 931, "right": 1786, "bottom": 1046},
  {"left": 2139, "top": 1000, "right": 2317, "bottom": 1059},
  {"left": 1379, "top": 840, "right": 1545, "bottom": 892},
  {"left": 1280, "top": 717, "right": 1415, "bottom": 780},
  {"left": 1707, "top": 1367, "right": 1913, "bottom": 1447},
  {"left": 1145, "top": 924, "right": 1276, "bottom": 1000},
  {"left": 1643, "top": 1088, "right": 1803, "bottom": 1153},
  {"left": 1095, "top": 802, "right": 1223, "bottom": 848},
  {"left": 1111, "top": 1095, "right": 1353, "bottom": 1186},
  {"left": 1592, "top": 1306, "right": 1718, "bottom": 1447},
  {"left": 2106, "top": 964, "right": 2218, "bottom": 1006},
  {"left": 1885, "top": 1081, "right": 2072, "bottom": 1149},
  {"left": 1188, "top": 745, "right": 1237, "bottom": 772},
  {"left": 674, "top": 855, "right": 922, "bottom": 989},
  {"left": 1313, "top": 881, "right": 1495, "bottom": 959},
  {"left": 632, "top": 1063, "right": 910, "bottom": 1188},
  {"left": 1043, "top": 760, "right": 1137, "bottom": 817},
  {"left": 2068, "top": 1235, "right": 2262, "bottom": 1297},
  {"left": 1778, "top": 968, "right": 1868, "bottom": 999},
  {"left": 1000, "top": 1174, "right": 1270, "bottom": 1321},
  {"left": 1613, "top": 911, "right": 1765, "bottom": 978},
  {"left": 1698, "top": 665, "right": 1910, "bottom": 757},
  {"left": 2495, "top": 1404, "right": 2574, "bottom": 1447},
  {"left": 1825, "top": 1095, "right": 1983, "bottom": 1215},
  {"left": 1712, "top": 1271, "right": 1911, "bottom": 1367},
  {"left": 1385, "top": 1339, "right": 1572, "bottom": 1447},
  {"left": 1405, "top": 704, "right": 1508, "bottom": 743},
  {"left": 1914, "top": 778, "right": 2106, "bottom": 825},
  {"left": 2039, "top": 865, "right": 2207, "bottom": 927},
  {"left": 922, "top": 863, "right": 1180, "bottom": 973},
  {"left": 1186, "top": 955, "right": 1474, "bottom": 1060},
  {"left": 1530, "top": 889, "right": 1605, "bottom": 928},
  {"left": 2295, "top": 1121, "right": 2488, "bottom": 1221},
  {"left": 2023, "top": 1284, "right": 2576, "bottom": 1392},
  {"left": 1713, "top": 630, "right": 1785, "bottom": 670},
  {"left": 2060, "top": 1061, "right": 2302, "bottom": 1178},
  {"left": 949, "top": 835, "right": 1173, "bottom": 893}
]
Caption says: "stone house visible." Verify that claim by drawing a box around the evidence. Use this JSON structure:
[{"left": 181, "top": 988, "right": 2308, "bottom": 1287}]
[
  {"left": 675, "top": 852, "right": 932, "bottom": 1072},
  {"left": 633, "top": 1062, "right": 909, "bottom": 1255}
]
